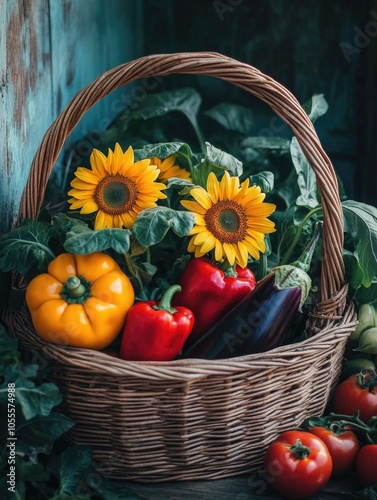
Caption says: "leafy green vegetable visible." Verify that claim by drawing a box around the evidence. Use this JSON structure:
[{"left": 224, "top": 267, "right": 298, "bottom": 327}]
[
  {"left": 290, "top": 137, "right": 320, "bottom": 209},
  {"left": 0, "top": 220, "right": 56, "bottom": 276},
  {"left": 64, "top": 226, "right": 131, "bottom": 255},
  {"left": 249, "top": 171, "right": 274, "bottom": 193},
  {"left": 205, "top": 102, "right": 254, "bottom": 134},
  {"left": 133, "top": 207, "right": 195, "bottom": 246},
  {"left": 343, "top": 200, "right": 377, "bottom": 288},
  {"left": 303, "top": 93, "right": 329, "bottom": 123}
]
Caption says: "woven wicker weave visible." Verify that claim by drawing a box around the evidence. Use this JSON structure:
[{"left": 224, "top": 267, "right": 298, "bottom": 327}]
[{"left": 5, "top": 52, "right": 357, "bottom": 482}]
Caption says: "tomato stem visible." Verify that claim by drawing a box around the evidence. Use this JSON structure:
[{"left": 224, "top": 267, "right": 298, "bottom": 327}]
[{"left": 290, "top": 439, "right": 311, "bottom": 459}]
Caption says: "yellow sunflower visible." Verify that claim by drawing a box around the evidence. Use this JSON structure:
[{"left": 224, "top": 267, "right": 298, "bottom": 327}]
[
  {"left": 151, "top": 155, "right": 192, "bottom": 183},
  {"left": 68, "top": 143, "right": 167, "bottom": 230},
  {"left": 181, "top": 171, "right": 276, "bottom": 268}
]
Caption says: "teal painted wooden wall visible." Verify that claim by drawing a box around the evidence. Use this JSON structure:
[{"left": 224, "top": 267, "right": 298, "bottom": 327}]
[{"left": 0, "top": 0, "right": 142, "bottom": 234}]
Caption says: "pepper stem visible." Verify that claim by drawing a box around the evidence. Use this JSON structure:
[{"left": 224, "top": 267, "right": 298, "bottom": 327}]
[
  {"left": 289, "top": 439, "right": 311, "bottom": 459},
  {"left": 153, "top": 285, "right": 182, "bottom": 314},
  {"left": 218, "top": 259, "right": 237, "bottom": 277},
  {"left": 65, "top": 276, "right": 86, "bottom": 298}
]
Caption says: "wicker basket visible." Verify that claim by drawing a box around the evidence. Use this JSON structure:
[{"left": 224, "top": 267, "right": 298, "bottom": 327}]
[{"left": 5, "top": 52, "right": 357, "bottom": 482}]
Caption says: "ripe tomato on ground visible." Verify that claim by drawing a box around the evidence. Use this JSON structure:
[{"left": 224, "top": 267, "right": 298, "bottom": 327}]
[
  {"left": 264, "top": 430, "right": 333, "bottom": 499},
  {"left": 308, "top": 426, "right": 360, "bottom": 476},
  {"left": 356, "top": 444, "right": 377, "bottom": 486},
  {"left": 331, "top": 371, "right": 377, "bottom": 423}
]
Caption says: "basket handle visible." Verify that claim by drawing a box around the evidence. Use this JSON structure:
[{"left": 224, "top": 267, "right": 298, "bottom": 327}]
[{"left": 18, "top": 52, "right": 345, "bottom": 308}]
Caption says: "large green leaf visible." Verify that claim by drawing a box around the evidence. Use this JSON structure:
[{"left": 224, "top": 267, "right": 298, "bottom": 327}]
[
  {"left": 205, "top": 102, "right": 254, "bottom": 134},
  {"left": 103, "top": 87, "right": 202, "bottom": 134},
  {"left": 49, "top": 445, "right": 93, "bottom": 497},
  {"left": 134, "top": 141, "right": 194, "bottom": 172},
  {"left": 16, "top": 412, "right": 74, "bottom": 461},
  {"left": 0, "top": 220, "right": 56, "bottom": 275},
  {"left": 303, "top": 93, "right": 329, "bottom": 123},
  {"left": 249, "top": 171, "right": 274, "bottom": 193},
  {"left": 193, "top": 142, "right": 243, "bottom": 185},
  {"left": 290, "top": 137, "right": 320, "bottom": 209},
  {"left": 240, "top": 136, "right": 291, "bottom": 151},
  {"left": 64, "top": 226, "right": 131, "bottom": 255},
  {"left": 1, "top": 363, "right": 62, "bottom": 419},
  {"left": 343, "top": 200, "right": 377, "bottom": 288},
  {"left": 133, "top": 207, "right": 195, "bottom": 246}
]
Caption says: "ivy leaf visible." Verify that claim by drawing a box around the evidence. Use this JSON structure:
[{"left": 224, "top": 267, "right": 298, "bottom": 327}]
[
  {"left": 133, "top": 207, "right": 195, "bottom": 246},
  {"left": 0, "top": 457, "right": 51, "bottom": 500},
  {"left": 290, "top": 137, "right": 320, "bottom": 209},
  {"left": 249, "top": 171, "right": 274, "bottom": 193},
  {"left": 64, "top": 226, "right": 131, "bottom": 255},
  {"left": 343, "top": 200, "right": 377, "bottom": 288},
  {"left": 0, "top": 220, "right": 56, "bottom": 275},
  {"left": 205, "top": 102, "right": 254, "bottom": 134},
  {"left": 303, "top": 93, "right": 329, "bottom": 123}
]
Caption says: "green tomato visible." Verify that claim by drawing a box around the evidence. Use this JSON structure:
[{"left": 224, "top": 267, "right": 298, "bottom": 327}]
[
  {"left": 350, "top": 303, "right": 376, "bottom": 341},
  {"left": 356, "top": 327, "right": 377, "bottom": 355},
  {"left": 341, "top": 358, "right": 376, "bottom": 380}
]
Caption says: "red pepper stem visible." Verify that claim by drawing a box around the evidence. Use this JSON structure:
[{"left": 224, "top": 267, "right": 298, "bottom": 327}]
[
  {"left": 153, "top": 285, "right": 182, "bottom": 314},
  {"left": 289, "top": 439, "right": 311, "bottom": 459},
  {"left": 218, "top": 259, "right": 237, "bottom": 277}
]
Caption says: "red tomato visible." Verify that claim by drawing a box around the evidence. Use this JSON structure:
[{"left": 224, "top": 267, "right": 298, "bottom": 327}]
[
  {"left": 356, "top": 444, "right": 377, "bottom": 486},
  {"left": 331, "top": 371, "right": 377, "bottom": 423},
  {"left": 264, "top": 430, "right": 333, "bottom": 499},
  {"left": 309, "top": 426, "right": 360, "bottom": 476}
]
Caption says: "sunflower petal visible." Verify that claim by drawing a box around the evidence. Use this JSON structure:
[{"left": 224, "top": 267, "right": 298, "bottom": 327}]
[
  {"left": 80, "top": 201, "right": 98, "bottom": 214},
  {"left": 190, "top": 187, "right": 213, "bottom": 209}
]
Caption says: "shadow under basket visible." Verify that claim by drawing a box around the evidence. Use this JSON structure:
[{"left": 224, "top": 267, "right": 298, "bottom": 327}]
[{"left": 4, "top": 52, "right": 357, "bottom": 482}]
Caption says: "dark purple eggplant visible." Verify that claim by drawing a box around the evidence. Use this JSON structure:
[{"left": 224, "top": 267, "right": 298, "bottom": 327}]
[{"left": 180, "top": 222, "right": 322, "bottom": 360}]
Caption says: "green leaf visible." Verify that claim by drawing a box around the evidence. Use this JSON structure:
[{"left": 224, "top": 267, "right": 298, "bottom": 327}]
[
  {"left": 16, "top": 412, "right": 74, "bottom": 461},
  {"left": 133, "top": 207, "right": 195, "bottom": 246},
  {"left": 355, "top": 280, "right": 377, "bottom": 305},
  {"left": 49, "top": 445, "right": 93, "bottom": 497},
  {"left": 135, "top": 141, "right": 193, "bottom": 167},
  {"left": 342, "top": 200, "right": 377, "bottom": 288},
  {"left": 103, "top": 87, "right": 201, "bottom": 133},
  {"left": 240, "top": 136, "right": 291, "bottom": 151},
  {"left": 202, "top": 142, "right": 243, "bottom": 177},
  {"left": 52, "top": 213, "right": 88, "bottom": 242},
  {"left": 205, "top": 102, "right": 254, "bottom": 134},
  {"left": 0, "top": 325, "right": 20, "bottom": 367},
  {"left": 0, "top": 220, "right": 56, "bottom": 275},
  {"left": 0, "top": 363, "right": 62, "bottom": 419},
  {"left": 64, "top": 226, "right": 131, "bottom": 255},
  {"left": 0, "top": 456, "right": 51, "bottom": 500},
  {"left": 290, "top": 137, "right": 320, "bottom": 209},
  {"left": 249, "top": 171, "right": 274, "bottom": 193},
  {"left": 303, "top": 93, "right": 329, "bottom": 123}
]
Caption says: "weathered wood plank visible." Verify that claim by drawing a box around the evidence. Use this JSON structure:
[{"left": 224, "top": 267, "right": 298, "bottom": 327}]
[
  {"left": 0, "top": 0, "right": 52, "bottom": 233},
  {"left": 0, "top": 0, "right": 142, "bottom": 234}
]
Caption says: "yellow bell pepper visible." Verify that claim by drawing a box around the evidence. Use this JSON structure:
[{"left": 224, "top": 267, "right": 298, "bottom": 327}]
[{"left": 25, "top": 252, "right": 134, "bottom": 350}]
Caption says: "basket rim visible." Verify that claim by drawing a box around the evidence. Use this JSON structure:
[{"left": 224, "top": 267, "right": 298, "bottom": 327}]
[{"left": 7, "top": 298, "right": 356, "bottom": 380}]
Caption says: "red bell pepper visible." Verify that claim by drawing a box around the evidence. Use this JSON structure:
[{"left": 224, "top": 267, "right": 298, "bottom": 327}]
[
  {"left": 120, "top": 284, "right": 194, "bottom": 362},
  {"left": 172, "top": 257, "right": 256, "bottom": 345}
]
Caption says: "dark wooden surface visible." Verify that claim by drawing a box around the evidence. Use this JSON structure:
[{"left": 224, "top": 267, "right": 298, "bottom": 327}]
[{"left": 121, "top": 473, "right": 360, "bottom": 499}]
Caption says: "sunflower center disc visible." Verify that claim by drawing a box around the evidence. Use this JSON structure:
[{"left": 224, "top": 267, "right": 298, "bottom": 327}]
[
  {"left": 95, "top": 175, "right": 138, "bottom": 215},
  {"left": 205, "top": 201, "right": 247, "bottom": 243}
]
